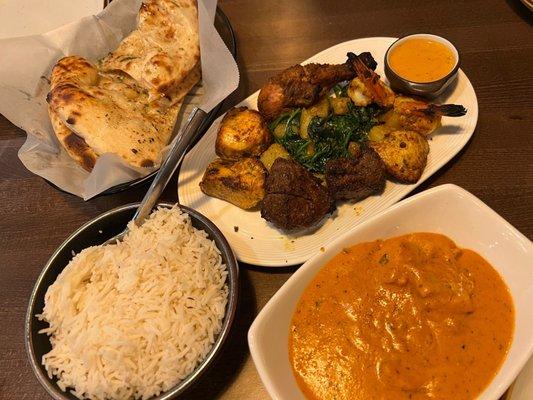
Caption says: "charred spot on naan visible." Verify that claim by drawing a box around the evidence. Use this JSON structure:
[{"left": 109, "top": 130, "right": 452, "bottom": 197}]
[
  {"left": 50, "top": 56, "right": 98, "bottom": 89},
  {"left": 63, "top": 133, "right": 97, "bottom": 171},
  {"left": 140, "top": 159, "right": 155, "bottom": 168},
  {"left": 47, "top": 84, "right": 96, "bottom": 112},
  {"left": 49, "top": 108, "right": 98, "bottom": 172}
]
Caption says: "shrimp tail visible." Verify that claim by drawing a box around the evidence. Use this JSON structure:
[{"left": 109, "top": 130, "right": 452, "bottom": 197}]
[
  {"left": 354, "top": 52, "right": 378, "bottom": 71},
  {"left": 347, "top": 52, "right": 391, "bottom": 107},
  {"left": 427, "top": 104, "right": 467, "bottom": 117}
]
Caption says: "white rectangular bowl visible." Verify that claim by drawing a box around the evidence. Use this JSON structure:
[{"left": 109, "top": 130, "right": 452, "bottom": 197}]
[{"left": 248, "top": 184, "right": 533, "bottom": 400}]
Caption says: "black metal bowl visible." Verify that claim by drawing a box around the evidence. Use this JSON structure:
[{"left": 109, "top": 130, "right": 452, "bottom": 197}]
[{"left": 25, "top": 203, "right": 239, "bottom": 399}]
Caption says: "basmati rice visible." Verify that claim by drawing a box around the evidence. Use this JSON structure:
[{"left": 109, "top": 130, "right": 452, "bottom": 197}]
[{"left": 38, "top": 205, "right": 228, "bottom": 399}]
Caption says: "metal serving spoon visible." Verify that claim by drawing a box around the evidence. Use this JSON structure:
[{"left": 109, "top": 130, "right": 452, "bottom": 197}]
[{"left": 104, "top": 107, "right": 207, "bottom": 245}]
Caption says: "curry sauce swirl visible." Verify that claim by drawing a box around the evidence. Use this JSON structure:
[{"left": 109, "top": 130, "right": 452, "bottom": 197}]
[{"left": 289, "top": 233, "right": 514, "bottom": 400}]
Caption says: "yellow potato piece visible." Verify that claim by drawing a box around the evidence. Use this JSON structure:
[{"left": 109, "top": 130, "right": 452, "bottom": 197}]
[
  {"left": 299, "top": 97, "right": 330, "bottom": 139},
  {"left": 260, "top": 143, "right": 291, "bottom": 171},
  {"left": 370, "top": 130, "right": 429, "bottom": 183},
  {"left": 215, "top": 107, "right": 271, "bottom": 160}
]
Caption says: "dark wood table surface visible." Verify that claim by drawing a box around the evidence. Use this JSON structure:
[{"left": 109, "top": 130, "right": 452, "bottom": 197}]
[{"left": 1, "top": 0, "right": 532, "bottom": 399}]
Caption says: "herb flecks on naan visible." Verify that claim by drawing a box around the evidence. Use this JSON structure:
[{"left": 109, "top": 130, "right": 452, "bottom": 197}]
[
  {"left": 47, "top": 0, "right": 200, "bottom": 171},
  {"left": 48, "top": 56, "right": 181, "bottom": 168},
  {"left": 100, "top": 0, "right": 200, "bottom": 104}
]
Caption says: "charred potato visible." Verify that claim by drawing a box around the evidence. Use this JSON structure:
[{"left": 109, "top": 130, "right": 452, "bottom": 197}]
[
  {"left": 369, "top": 130, "right": 429, "bottom": 183},
  {"left": 215, "top": 107, "right": 271, "bottom": 160},
  {"left": 260, "top": 143, "right": 291, "bottom": 171},
  {"left": 200, "top": 157, "right": 267, "bottom": 209},
  {"left": 299, "top": 96, "right": 330, "bottom": 139}
]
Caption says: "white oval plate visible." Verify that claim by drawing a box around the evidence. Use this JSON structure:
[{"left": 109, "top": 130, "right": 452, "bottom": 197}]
[{"left": 178, "top": 37, "right": 479, "bottom": 266}]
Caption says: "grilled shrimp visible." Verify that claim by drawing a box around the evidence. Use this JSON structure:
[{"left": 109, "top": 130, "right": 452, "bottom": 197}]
[
  {"left": 382, "top": 96, "right": 467, "bottom": 136},
  {"left": 346, "top": 52, "right": 395, "bottom": 108},
  {"left": 346, "top": 52, "right": 466, "bottom": 136}
]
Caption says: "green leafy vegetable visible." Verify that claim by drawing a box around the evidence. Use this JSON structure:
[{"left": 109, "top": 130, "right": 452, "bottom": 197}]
[
  {"left": 271, "top": 104, "right": 381, "bottom": 173},
  {"left": 332, "top": 83, "right": 349, "bottom": 98}
]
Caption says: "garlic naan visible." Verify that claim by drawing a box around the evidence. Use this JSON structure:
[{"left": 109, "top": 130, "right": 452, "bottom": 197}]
[
  {"left": 48, "top": 56, "right": 183, "bottom": 168},
  {"left": 47, "top": 0, "right": 200, "bottom": 171},
  {"left": 100, "top": 0, "right": 200, "bottom": 103}
]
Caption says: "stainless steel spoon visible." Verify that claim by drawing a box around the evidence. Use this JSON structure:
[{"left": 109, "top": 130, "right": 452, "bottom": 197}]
[{"left": 105, "top": 107, "right": 207, "bottom": 245}]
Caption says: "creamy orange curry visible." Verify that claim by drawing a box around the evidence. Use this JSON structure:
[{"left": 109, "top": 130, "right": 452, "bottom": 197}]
[
  {"left": 289, "top": 233, "right": 514, "bottom": 400},
  {"left": 389, "top": 38, "right": 456, "bottom": 82}
]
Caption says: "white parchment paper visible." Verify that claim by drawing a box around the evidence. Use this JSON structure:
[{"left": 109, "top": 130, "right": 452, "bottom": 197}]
[{"left": 0, "top": 0, "right": 239, "bottom": 199}]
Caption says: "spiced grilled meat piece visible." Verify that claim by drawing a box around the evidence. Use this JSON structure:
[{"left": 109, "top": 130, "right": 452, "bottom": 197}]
[
  {"left": 261, "top": 158, "right": 333, "bottom": 231},
  {"left": 325, "top": 147, "right": 386, "bottom": 201},
  {"left": 257, "top": 52, "right": 377, "bottom": 121}
]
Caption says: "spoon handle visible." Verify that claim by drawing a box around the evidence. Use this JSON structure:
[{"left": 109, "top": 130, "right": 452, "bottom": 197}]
[{"left": 132, "top": 107, "right": 208, "bottom": 226}]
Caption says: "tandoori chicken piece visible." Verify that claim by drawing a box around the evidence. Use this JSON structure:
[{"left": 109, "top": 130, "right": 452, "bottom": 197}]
[
  {"left": 369, "top": 130, "right": 429, "bottom": 183},
  {"left": 257, "top": 52, "right": 377, "bottom": 121}
]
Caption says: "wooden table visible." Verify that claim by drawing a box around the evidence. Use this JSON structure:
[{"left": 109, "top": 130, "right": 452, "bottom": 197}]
[{"left": 1, "top": 0, "right": 531, "bottom": 398}]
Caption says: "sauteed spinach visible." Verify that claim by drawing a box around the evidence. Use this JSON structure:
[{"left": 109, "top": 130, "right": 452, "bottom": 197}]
[{"left": 270, "top": 102, "right": 381, "bottom": 173}]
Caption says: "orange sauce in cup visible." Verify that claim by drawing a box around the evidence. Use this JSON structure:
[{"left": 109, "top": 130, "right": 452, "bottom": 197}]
[{"left": 389, "top": 38, "right": 456, "bottom": 83}]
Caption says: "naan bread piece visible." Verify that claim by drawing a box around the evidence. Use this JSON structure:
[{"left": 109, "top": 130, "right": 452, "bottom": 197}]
[
  {"left": 48, "top": 108, "right": 97, "bottom": 172},
  {"left": 48, "top": 56, "right": 183, "bottom": 169},
  {"left": 100, "top": 0, "right": 200, "bottom": 104},
  {"left": 50, "top": 56, "right": 98, "bottom": 89},
  {"left": 49, "top": 82, "right": 161, "bottom": 168}
]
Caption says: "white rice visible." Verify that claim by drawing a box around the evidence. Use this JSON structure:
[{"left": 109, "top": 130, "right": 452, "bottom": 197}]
[{"left": 38, "top": 205, "right": 228, "bottom": 400}]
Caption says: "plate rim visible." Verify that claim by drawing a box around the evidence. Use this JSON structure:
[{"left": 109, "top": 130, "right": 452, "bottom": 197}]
[{"left": 178, "top": 36, "right": 479, "bottom": 267}]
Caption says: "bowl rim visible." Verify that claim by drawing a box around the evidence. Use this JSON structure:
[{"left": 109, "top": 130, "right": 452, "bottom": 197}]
[
  {"left": 248, "top": 183, "right": 533, "bottom": 400},
  {"left": 384, "top": 33, "right": 460, "bottom": 85},
  {"left": 25, "top": 202, "right": 239, "bottom": 400}
]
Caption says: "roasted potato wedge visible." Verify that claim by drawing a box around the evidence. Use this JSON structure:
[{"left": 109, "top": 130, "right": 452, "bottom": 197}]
[
  {"left": 215, "top": 107, "right": 271, "bottom": 160},
  {"left": 200, "top": 157, "right": 267, "bottom": 209},
  {"left": 260, "top": 143, "right": 291, "bottom": 171},
  {"left": 299, "top": 96, "right": 330, "bottom": 139},
  {"left": 369, "top": 130, "right": 429, "bottom": 183},
  {"left": 329, "top": 97, "right": 351, "bottom": 115},
  {"left": 368, "top": 124, "right": 394, "bottom": 142}
]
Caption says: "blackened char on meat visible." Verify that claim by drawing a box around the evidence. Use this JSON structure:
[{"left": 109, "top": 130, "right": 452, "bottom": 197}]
[
  {"left": 261, "top": 158, "right": 333, "bottom": 231},
  {"left": 325, "top": 147, "right": 386, "bottom": 201}
]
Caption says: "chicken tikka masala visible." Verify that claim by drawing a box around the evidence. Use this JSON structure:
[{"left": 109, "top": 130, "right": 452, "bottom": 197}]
[{"left": 289, "top": 233, "right": 514, "bottom": 399}]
